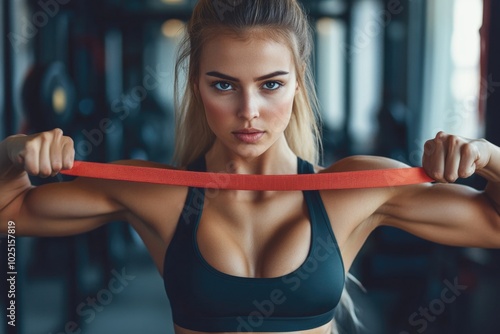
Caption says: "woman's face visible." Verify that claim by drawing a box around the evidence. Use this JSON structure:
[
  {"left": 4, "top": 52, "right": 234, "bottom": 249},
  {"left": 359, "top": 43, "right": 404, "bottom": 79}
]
[{"left": 197, "top": 33, "right": 298, "bottom": 160}]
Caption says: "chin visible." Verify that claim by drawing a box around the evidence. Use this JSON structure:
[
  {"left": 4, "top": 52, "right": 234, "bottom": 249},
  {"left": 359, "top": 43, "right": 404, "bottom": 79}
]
[
  {"left": 212, "top": 136, "right": 275, "bottom": 162},
  {"left": 230, "top": 143, "right": 269, "bottom": 161}
]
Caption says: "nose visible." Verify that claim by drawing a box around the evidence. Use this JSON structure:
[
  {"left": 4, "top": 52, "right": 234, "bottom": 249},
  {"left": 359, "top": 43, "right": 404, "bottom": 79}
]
[{"left": 237, "top": 91, "right": 260, "bottom": 120}]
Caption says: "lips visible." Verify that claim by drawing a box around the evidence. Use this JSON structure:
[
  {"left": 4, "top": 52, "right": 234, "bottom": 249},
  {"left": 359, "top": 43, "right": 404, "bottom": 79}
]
[{"left": 232, "top": 129, "right": 265, "bottom": 144}]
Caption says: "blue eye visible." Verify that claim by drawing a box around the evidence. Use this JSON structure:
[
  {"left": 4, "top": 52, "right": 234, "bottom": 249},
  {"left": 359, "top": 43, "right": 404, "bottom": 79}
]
[
  {"left": 263, "top": 82, "right": 282, "bottom": 90},
  {"left": 213, "top": 82, "right": 233, "bottom": 91}
]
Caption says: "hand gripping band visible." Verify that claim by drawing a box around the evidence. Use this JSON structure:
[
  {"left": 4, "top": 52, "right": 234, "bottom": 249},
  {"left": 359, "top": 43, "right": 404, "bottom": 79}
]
[{"left": 60, "top": 161, "right": 433, "bottom": 191}]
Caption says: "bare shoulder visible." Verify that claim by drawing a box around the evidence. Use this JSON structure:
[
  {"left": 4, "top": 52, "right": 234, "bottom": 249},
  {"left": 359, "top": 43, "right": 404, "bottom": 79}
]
[
  {"left": 80, "top": 159, "right": 189, "bottom": 245},
  {"left": 317, "top": 155, "right": 409, "bottom": 173},
  {"left": 80, "top": 158, "right": 189, "bottom": 208}
]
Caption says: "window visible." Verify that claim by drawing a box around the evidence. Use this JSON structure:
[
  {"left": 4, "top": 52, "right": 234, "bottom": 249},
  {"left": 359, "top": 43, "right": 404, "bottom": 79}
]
[
  {"left": 419, "top": 0, "right": 483, "bottom": 146},
  {"left": 349, "top": 0, "right": 384, "bottom": 154},
  {"left": 316, "top": 17, "right": 346, "bottom": 132}
]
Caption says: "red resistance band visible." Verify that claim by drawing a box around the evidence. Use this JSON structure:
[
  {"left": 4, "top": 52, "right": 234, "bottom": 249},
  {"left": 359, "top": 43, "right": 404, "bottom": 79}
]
[{"left": 60, "top": 161, "right": 434, "bottom": 191}]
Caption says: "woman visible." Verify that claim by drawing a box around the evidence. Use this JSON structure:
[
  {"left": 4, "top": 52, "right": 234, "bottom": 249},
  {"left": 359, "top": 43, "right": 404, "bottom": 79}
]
[{"left": 1, "top": 0, "right": 500, "bottom": 333}]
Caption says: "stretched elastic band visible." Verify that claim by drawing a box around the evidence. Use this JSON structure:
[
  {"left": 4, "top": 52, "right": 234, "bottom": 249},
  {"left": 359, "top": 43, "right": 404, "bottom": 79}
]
[{"left": 60, "top": 161, "right": 433, "bottom": 191}]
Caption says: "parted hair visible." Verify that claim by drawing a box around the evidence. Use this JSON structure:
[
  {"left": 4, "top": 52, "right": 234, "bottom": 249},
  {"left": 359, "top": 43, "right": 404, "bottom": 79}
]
[{"left": 173, "top": 0, "right": 322, "bottom": 167}]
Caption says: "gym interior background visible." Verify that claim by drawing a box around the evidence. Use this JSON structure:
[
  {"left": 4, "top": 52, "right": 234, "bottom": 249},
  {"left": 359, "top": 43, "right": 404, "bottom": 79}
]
[{"left": 1, "top": 0, "right": 500, "bottom": 333}]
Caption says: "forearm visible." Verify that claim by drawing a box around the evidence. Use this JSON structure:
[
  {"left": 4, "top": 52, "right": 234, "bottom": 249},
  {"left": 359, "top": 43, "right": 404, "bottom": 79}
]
[
  {"left": 0, "top": 135, "right": 26, "bottom": 179},
  {"left": 478, "top": 140, "right": 500, "bottom": 215},
  {"left": 0, "top": 136, "right": 31, "bottom": 212}
]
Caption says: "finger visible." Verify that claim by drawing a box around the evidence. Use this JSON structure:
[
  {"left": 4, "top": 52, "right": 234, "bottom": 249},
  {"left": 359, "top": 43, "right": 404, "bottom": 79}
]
[
  {"left": 423, "top": 137, "right": 437, "bottom": 158},
  {"left": 38, "top": 132, "right": 54, "bottom": 178},
  {"left": 22, "top": 136, "right": 41, "bottom": 175},
  {"left": 458, "top": 142, "right": 478, "bottom": 178},
  {"left": 61, "top": 136, "right": 75, "bottom": 170},
  {"left": 49, "top": 129, "right": 64, "bottom": 176},
  {"left": 444, "top": 135, "right": 461, "bottom": 182},
  {"left": 423, "top": 132, "right": 446, "bottom": 182}
]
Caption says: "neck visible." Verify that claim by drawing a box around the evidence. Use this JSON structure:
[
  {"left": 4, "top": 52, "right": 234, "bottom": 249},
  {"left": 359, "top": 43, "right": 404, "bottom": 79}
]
[{"left": 205, "top": 136, "right": 297, "bottom": 175}]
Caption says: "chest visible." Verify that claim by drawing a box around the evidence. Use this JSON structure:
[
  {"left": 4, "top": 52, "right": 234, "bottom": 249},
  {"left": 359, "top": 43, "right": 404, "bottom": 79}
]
[
  {"left": 196, "top": 191, "right": 313, "bottom": 278},
  {"left": 163, "top": 188, "right": 345, "bottom": 330}
]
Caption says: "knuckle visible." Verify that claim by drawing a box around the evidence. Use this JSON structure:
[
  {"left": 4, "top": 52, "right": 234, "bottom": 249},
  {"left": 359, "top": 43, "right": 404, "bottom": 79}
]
[
  {"left": 429, "top": 170, "right": 443, "bottom": 181},
  {"left": 458, "top": 168, "right": 471, "bottom": 179},
  {"left": 436, "top": 131, "right": 447, "bottom": 140},
  {"left": 52, "top": 128, "right": 63, "bottom": 136},
  {"left": 444, "top": 173, "right": 457, "bottom": 183},
  {"left": 24, "top": 139, "right": 38, "bottom": 154},
  {"left": 63, "top": 159, "right": 74, "bottom": 169},
  {"left": 38, "top": 166, "right": 52, "bottom": 177},
  {"left": 39, "top": 131, "right": 52, "bottom": 142},
  {"left": 24, "top": 162, "right": 37, "bottom": 175},
  {"left": 461, "top": 143, "right": 475, "bottom": 157},
  {"left": 64, "top": 136, "right": 75, "bottom": 146},
  {"left": 423, "top": 141, "right": 436, "bottom": 155},
  {"left": 446, "top": 135, "right": 460, "bottom": 149},
  {"left": 451, "top": 135, "right": 461, "bottom": 145},
  {"left": 52, "top": 161, "right": 63, "bottom": 171}
]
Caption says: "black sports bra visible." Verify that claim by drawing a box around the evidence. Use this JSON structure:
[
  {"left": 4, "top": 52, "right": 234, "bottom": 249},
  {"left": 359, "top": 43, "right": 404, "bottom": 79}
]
[{"left": 163, "top": 156, "right": 345, "bottom": 332}]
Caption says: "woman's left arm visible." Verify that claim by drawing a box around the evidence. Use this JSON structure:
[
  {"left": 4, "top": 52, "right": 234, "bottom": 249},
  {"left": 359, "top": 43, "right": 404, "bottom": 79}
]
[{"left": 378, "top": 131, "right": 500, "bottom": 248}]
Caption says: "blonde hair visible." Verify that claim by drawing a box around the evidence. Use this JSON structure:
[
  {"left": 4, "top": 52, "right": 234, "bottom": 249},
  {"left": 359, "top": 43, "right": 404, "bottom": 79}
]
[{"left": 173, "top": 0, "right": 322, "bottom": 167}]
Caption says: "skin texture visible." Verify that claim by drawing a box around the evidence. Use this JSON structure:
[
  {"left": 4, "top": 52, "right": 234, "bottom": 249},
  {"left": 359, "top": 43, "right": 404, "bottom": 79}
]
[{"left": 1, "top": 35, "right": 500, "bottom": 334}]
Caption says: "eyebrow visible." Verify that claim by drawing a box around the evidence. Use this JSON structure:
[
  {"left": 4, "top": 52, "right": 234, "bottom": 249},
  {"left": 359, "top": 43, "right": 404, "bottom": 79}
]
[{"left": 205, "top": 71, "right": 290, "bottom": 82}]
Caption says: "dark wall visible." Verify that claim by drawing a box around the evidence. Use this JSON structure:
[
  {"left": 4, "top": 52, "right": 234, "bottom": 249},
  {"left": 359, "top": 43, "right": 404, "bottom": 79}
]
[{"left": 485, "top": 0, "right": 500, "bottom": 146}]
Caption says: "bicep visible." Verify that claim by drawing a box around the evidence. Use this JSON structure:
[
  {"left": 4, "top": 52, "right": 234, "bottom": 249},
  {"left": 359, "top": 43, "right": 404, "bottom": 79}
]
[
  {"left": 379, "top": 183, "right": 500, "bottom": 248},
  {"left": 9, "top": 178, "right": 125, "bottom": 236}
]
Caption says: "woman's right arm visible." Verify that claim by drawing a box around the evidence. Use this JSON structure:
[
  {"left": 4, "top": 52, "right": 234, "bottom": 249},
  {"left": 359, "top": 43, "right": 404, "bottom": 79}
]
[{"left": 0, "top": 129, "right": 126, "bottom": 236}]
